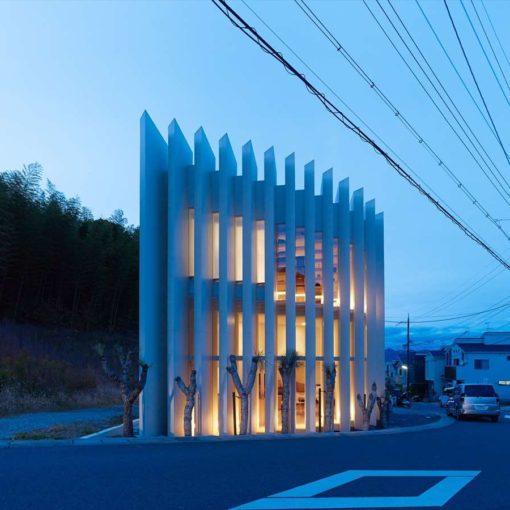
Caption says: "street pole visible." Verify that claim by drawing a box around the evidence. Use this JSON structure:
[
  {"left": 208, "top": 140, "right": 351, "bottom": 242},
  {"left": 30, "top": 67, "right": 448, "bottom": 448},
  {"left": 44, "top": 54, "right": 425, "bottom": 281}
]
[{"left": 406, "top": 314, "right": 410, "bottom": 394}]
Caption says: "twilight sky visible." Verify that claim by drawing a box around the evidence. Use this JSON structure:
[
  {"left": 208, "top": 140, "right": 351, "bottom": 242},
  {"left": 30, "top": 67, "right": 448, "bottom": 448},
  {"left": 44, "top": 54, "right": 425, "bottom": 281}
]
[{"left": 1, "top": 0, "right": 509, "bottom": 348}]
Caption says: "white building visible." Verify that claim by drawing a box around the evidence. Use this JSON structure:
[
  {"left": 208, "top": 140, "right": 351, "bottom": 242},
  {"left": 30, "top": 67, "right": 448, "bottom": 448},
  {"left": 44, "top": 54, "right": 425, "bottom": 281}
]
[
  {"left": 445, "top": 332, "right": 510, "bottom": 401},
  {"left": 139, "top": 113, "right": 385, "bottom": 436},
  {"left": 385, "top": 349, "right": 405, "bottom": 388},
  {"left": 424, "top": 350, "right": 446, "bottom": 399}
]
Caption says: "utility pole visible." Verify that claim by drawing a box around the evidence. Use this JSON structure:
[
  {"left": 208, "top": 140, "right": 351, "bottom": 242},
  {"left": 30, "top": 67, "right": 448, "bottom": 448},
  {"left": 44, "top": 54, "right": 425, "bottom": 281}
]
[{"left": 406, "top": 314, "right": 410, "bottom": 394}]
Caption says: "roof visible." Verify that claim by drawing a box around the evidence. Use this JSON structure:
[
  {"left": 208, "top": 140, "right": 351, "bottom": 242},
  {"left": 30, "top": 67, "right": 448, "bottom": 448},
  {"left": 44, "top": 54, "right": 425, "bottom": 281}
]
[
  {"left": 426, "top": 350, "right": 444, "bottom": 358},
  {"left": 457, "top": 342, "right": 510, "bottom": 353}
]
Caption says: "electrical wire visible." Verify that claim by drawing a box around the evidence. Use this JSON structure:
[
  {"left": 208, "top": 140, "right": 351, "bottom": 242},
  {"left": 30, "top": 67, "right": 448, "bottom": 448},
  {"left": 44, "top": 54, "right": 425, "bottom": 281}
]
[
  {"left": 385, "top": 301, "right": 510, "bottom": 324},
  {"left": 480, "top": 0, "right": 510, "bottom": 71},
  {"left": 368, "top": 0, "right": 510, "bottom": 202},
  {"left": 468, "top": 0, "right": 510, "bottom": 97},
  {"left": 292, "top": 0, "right": 510, "bottom": 242},
  {"left": 241, "top": 0, "right": 487, "bottom": 244},
  {"left": 210, "top": 0, "right": 510, "bottom": 272},
  {"left": 444, "top": 0, "right": 510, "bottom": 174},
  {"left": 460, "top": 0, "right": 510, "bottom": 104},
  {"left": 414, "top": 0, "right": 496, "bottom": 139}
]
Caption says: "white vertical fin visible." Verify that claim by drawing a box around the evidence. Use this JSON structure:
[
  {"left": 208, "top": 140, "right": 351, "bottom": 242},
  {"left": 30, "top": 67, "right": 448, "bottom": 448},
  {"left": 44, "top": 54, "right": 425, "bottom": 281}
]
[
  {"left": 338, "top": 178, "right": 351, "bottom": 433},
  {"left": 140, "top": 111, "right": 168, "bottom": 437},
  {"left": 167, "top": 119, "right": 192, "bottom": 436},
  {"left": 219, "top": 134, "right": 236, "bottom": 435},
  {"left": 264, "top": 147, "right": 277, "bottom": 433},
  {"left": 194, "top": 127, "right": 215, "bottom": 436},
  {"left": 304, "top": 161, "right": 316, "bottom": 432}
]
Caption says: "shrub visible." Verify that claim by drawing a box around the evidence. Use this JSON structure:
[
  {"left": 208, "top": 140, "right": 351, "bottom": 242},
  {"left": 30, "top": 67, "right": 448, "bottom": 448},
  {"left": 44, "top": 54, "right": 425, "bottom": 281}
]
[{"left": 0, "top": 352, "right": 98, "bottom": 395}]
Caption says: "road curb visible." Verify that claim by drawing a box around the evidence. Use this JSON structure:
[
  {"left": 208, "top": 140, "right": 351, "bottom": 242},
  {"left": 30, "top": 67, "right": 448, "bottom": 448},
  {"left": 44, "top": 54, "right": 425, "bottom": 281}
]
[{"left": 0, "top": 410, "right": 453, "bottom": 448}]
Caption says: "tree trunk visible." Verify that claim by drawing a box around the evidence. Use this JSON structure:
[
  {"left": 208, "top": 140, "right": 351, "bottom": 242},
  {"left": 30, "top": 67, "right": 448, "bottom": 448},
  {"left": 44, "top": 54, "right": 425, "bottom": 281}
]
[
  {"left": 324, "top": 365, "right": 336, "bottom": 432},
  {"left": 281, "top": 371, "right": 290, "bottom": 434},
  {"left": 175, "top": 370, "right": 197, "bottom": 437},
  {"left": 240, "top": 394, "right": 249, "bottom": 435},
  {"left": 183, "top": 395, "right": 194, "bottom": 437},
  {"left": 226, "top": 355, "right": 259, "bottom": 435},
  {"left": 123, "top": 400, "right": 134, "bottom": 437}
]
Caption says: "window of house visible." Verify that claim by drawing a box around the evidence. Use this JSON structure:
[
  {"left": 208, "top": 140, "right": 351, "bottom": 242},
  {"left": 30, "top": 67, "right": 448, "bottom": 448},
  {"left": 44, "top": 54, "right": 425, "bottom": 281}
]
[{"left": 474, "top": 359, "right": 489, "bottom": 370}]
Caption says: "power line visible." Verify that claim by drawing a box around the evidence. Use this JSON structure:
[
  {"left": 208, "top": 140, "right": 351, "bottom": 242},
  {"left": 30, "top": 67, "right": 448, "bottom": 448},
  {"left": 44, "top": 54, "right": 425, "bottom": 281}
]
[
  {"left": 480, "top": 0, "right": 510, "bottom": 71},
  {"left": 367, "top": 0, "right": 510, "bottom": 203},
  {"left": 468, "top": 0, "right": 510, "bottom": 97},
  {"left": 241, "top": 0, "right": 492, "bottom": 252},
  {"left": 210, "top": 0, "right": 510, "bottom": 272},
  {"left": 415, "top": 264, "right": 505, "bottom": 319},
  {"left": 414, "top": 0, "right": 496, "bottom": 139},
  {"left": 443, "top": 0, "right": 510, "bottom": 174},
  {"left": 385, "top": 301, "right": 510, "bottom": 324},
  {"left": 461, "top": 0, "right": 510, "bottom": 103},
  {"left": 389, "top": 0, "right": 510, "bottom": 182},
  {"left": 462, "top": 295, "right": 510, "bottom": 330},
  {"left": 292, "top": 0, "right": 510, "bottom": 242}
]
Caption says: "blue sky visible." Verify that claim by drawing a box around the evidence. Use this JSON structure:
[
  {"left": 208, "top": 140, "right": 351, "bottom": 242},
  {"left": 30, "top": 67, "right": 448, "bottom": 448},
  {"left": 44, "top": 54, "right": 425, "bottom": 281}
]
[{"left": 1, "top": 0, "right": 509, "bottom": 348}]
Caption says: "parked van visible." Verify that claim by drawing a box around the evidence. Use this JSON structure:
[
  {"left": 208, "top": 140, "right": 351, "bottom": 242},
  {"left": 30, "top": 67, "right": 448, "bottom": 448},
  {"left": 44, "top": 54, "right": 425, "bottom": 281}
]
[{"left": 446, "top": 383, "right": 500, "bottom": 422}]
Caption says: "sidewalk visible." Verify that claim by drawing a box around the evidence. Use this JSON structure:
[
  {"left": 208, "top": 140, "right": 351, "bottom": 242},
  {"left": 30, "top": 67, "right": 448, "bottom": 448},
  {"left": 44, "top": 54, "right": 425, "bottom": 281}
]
[
  {"left": 0, "top": 406, "right": 124, "bottom": 440},
  {"left": 0, "top": 401, "right": 451, "bottom": 448}
]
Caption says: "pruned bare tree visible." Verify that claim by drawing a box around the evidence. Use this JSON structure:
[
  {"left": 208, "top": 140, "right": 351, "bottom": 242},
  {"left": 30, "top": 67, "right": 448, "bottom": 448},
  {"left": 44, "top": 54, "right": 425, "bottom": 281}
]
[
  {"left": 175, "top": 369, "right": 197, "bottom": 437},
  {"left": 376, "top": 396, "right": 385, "bottom": 429},
  {"left": 95, "top": 344, "right": 149, "bottom": 437},
  {"left": 356, "top": 381, "right": 378, "bottom": 431},
  {"left": 226, "top": 354, "right": 260, "bottom": 435},
  {"left": 324, "top": 364, "right": 336, "bottom": 432},
  {"left": 278, "top": 350, "right": 299, "bottom": 434}
]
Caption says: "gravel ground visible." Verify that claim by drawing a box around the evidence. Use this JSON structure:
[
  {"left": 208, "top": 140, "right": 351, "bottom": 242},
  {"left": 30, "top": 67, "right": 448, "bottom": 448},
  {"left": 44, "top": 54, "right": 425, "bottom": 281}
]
[{"left": 0, "top": 406, "right": 131, "bottom": 439}]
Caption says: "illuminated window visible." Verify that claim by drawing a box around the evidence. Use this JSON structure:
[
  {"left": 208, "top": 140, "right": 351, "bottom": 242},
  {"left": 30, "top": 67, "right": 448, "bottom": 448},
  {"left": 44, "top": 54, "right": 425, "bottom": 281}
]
[
  {"left": 275, "top": 225, "right": 286, "bottom": 299},
  {"left": 333, "top": 238, "right": 339, "bottom": 307},
  {"left": 188, "top": 209, "right": 194, "bottom": 277},
  {"left": 212, "top": 213, "right": 219, "bottom": 279},
  {"left": 255, "top": 220, "right": 265, "bottom": 284},
  {"left": 234, "top": 217, "right": 243, "bottom": 281},
  {"left": 277, "top": 313, "right": 286, "bottom": 356},
  {"left": 296, "top": 227, "right": 305, "bottom": 302},
  {"left": 499, "top": 380, "right": 510, "bottom": 386},
  {"left": 235, "top": 312, "right": 243, "bottom": 356},
  {"left": 315, "top": 233, "right": 323, "bottom": 304}
]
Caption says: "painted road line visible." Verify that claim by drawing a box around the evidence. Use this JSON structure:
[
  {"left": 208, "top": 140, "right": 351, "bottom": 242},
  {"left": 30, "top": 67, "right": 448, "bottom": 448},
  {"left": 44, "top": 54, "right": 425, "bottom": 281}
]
[{"left": 231, "top": 470, "right": 480, "bottom": 509}]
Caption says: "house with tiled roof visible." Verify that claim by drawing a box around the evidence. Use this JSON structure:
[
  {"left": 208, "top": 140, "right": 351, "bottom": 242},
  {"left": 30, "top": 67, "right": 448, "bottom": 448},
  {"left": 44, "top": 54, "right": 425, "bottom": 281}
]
[{"left": 444, "top": 332, "right": 510, "bottom": 401}]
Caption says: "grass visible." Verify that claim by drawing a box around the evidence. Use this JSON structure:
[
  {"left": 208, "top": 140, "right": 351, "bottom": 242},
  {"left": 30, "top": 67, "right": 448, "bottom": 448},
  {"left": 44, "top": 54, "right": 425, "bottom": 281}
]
[
  {"left": 0, "top": 384, "right": 121, "bottom": 417},
  {"left": 11, "top": 415, "right": 123, "bottom": 440}
]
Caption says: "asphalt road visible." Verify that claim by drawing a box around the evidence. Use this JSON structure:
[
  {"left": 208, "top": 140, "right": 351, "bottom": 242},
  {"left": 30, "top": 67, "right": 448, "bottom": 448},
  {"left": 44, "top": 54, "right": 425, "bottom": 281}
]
[{"left": 0, "top": 408, "right": 509, "bottom": 510}]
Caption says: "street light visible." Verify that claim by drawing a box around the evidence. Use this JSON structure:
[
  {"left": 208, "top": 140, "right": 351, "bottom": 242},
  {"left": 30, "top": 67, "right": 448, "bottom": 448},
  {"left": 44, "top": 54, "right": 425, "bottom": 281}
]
[{"left": 402, "top": 365, "right": 409, "bottom": 392}]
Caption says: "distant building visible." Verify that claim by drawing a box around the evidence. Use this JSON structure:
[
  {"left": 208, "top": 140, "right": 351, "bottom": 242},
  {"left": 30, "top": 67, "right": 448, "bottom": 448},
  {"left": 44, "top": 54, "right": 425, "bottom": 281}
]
[
  {"left": 385, "top": 349, "right": 405, "bottom": 388},
  {"left": 424, "top": 350, "right": 446, "bottom": 399},
  {"left": 139, "top": 113, "right": 386, "bottom": 436},
  {"left": 444, "top": 332, "right": 510, "bottom": 400}
]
